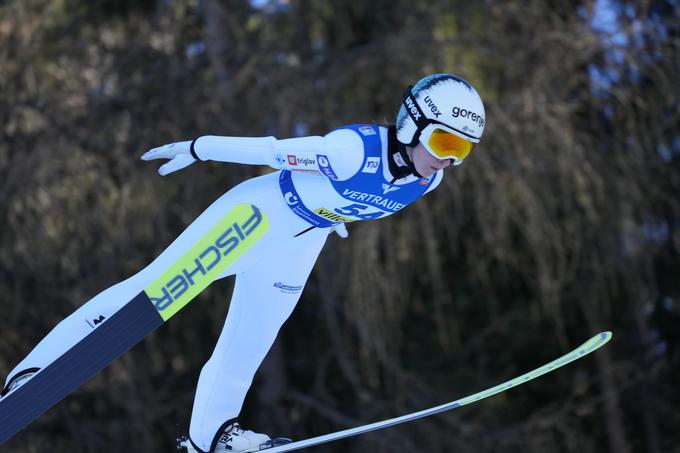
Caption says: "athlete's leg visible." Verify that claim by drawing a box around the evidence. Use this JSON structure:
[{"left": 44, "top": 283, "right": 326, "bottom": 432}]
[
  {"left": 188, "top": 226, "right": 329, "bottom": 452},
  {"left": 2, "top": 174, "right": 278, "bottom": 392}
]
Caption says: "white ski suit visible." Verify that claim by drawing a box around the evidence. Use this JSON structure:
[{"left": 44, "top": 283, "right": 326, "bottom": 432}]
[{"left": 3, "top": 124, "right": 443, "bottom": 452}]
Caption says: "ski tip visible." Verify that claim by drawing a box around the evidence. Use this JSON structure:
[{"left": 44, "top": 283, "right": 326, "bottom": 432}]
[
  {"left": 579, "top": 331, "right": 613, "bottom": 355},
  {"left": 595, "top": 331, "right": 613, "bottom": 346}
]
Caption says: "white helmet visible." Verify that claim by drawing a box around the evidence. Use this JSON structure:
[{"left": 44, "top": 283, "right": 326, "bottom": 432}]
[{"left": 396, "top": 74, "right": 485, "bottom": 165}]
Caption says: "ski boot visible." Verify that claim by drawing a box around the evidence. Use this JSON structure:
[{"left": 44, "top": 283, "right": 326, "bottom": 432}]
[
  {"left": 177, "top": 419, "right": 291, "bottom": 452},
  {"left": 1, "top": 368, "right": 40, "bottom": 399}
]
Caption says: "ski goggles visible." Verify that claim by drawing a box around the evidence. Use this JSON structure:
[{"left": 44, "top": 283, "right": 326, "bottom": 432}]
[{"left": 419, "top": 123, "right": 475, "bottom": 164}]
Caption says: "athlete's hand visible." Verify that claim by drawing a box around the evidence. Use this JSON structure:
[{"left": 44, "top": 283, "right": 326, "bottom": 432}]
[
  {"left": 332, "top": 223, "right": 349, "bottom": 238},
  {"left": 141, "top": 140, "right": 196, "bottom": 176}
]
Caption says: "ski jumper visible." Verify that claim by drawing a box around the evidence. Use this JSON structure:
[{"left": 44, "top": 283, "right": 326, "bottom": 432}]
[{"left": 2, "top": 125, "right": 443, "bottom": 452}]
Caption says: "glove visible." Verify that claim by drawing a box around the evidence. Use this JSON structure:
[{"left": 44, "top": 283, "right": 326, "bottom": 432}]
[
  {"left": 141, "top": 140, "right": 197, "bottom": 176},
  {"left": 331, "top": 223, "right": 349, "bottom": 238}
]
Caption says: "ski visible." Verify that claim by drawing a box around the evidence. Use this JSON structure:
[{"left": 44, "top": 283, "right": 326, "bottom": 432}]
[
  {"left": 197, "top": 331, "right": 611, "bottom": 453},
  {"left": 0, "top": 204, "right": 269, "bottom": 446}
]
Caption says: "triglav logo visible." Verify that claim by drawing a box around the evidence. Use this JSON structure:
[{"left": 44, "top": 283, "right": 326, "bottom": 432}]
[
  {"left": 287, "top": 154, "right": 316, "bottom": 167},
  {"left": 149, "top": 206, "right": 265, "bottom": 312},
  {"left": 452, "top": 106, "right": 485, "bottom": 128},
  {"left": 296, "top": 157, "right": 316, "bottom": 167}
]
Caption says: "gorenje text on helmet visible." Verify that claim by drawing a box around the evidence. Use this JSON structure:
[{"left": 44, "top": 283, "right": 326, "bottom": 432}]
[{"left": 451, "top": 106, "right": 485, "bottom": 128}]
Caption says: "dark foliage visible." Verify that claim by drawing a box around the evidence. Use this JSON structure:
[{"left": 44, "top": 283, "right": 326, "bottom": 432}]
[{"left": 0, "top": 0, "right": 678, "bottom": 451}]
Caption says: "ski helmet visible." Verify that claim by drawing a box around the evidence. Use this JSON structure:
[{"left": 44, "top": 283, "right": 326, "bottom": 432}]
[{"left": 396, "top": 74, "right": 485, "bottom": 165}]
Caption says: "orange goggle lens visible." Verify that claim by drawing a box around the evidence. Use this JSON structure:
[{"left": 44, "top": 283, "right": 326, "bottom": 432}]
[{"left": 427, "top": 128, "right": 475, "bottom": 161}]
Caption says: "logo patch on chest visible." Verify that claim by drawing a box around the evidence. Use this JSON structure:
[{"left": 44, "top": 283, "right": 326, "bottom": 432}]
[
  {"left": 381, "top": 183, "right": 399, "bottom": 194},
  {"left": 361, "top": 157, "right": 380, "bottom": 173},
  {"left": 313, "top": 208, "right": 354, "bottom": 223}
]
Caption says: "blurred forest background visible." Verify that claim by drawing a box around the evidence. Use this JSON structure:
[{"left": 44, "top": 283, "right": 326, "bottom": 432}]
[{"left": 1, "top": 0, "right": 679, "bottom": 452}]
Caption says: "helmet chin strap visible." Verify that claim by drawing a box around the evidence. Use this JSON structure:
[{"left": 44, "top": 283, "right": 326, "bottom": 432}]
[
  {"left": 399, "top": 146, "right": 424, "bottom": 179},
  {"left": 387, "top": 126, "right": 424, "bottom": 181}
]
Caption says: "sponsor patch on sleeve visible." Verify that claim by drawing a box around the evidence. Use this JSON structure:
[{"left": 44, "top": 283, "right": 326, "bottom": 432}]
[
  {"left": 286, "top": 154, "right": 322, "bottom": 174},
  {"left": 358, "top": 125, "right": 376, "bottom": 136},
  {"left": 316, "top": 154, "right": 338, "bottom": 179},
  {"left": 287, "top": 154, "right": 316, "bottom": 168}
]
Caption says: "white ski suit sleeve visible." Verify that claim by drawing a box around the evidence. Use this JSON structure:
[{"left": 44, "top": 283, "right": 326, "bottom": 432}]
[{"left": 192, "top": 128, "right": 365, "bottom": 181}]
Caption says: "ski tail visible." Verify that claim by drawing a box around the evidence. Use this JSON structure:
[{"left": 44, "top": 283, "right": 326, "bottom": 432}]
[{"left": 0, "top": 292, "right": 163, "bottom": 445}]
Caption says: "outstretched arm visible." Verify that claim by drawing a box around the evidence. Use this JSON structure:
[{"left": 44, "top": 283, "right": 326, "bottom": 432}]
[{"left": 141, "top": 129, "right": 364, "bottom": 181}]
